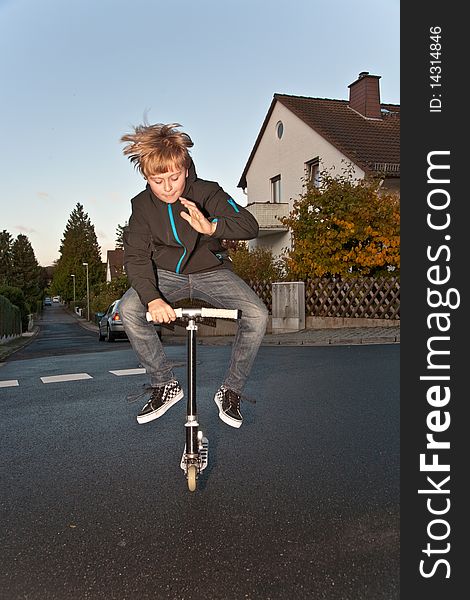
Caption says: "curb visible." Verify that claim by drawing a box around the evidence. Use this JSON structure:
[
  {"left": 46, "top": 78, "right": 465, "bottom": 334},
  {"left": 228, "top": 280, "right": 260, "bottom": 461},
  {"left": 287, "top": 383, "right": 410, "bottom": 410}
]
[
  {"left": 66, "top": 307, "right": 99, "bottom": 332},
  {"left": 0, "top": 326, "right": 40, "bottom": 362},
  {"left": 192, "top": 333, "right": 400, "bottom": 347},
  {"left": 77, "top": 320, "right": 99, "bottom": 333}
]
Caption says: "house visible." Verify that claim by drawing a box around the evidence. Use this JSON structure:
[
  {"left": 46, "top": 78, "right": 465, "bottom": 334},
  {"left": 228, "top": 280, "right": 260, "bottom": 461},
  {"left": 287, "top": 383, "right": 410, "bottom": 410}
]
[
  {"left": 106, "top": 249, "right": 124, "bottom": 282},
  {"left": 238, "top": 72, "right": 400, "bottom": 255}
]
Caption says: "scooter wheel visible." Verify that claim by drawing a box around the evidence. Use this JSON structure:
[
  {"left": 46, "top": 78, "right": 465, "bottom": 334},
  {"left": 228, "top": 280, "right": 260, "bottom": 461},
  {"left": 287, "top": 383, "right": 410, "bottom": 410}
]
[{"left": 187, "top": 465, "right": 197, "bottom": 492}]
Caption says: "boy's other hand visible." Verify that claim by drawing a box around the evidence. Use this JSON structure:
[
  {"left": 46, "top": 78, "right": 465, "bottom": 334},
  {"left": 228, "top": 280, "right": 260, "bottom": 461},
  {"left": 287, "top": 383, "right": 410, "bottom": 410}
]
[
  {"left": 148, "top": 298, "right": 176, "bottom": 324},
  {"left": 180, "top": 198, "right": 216, "bottom": 236}
]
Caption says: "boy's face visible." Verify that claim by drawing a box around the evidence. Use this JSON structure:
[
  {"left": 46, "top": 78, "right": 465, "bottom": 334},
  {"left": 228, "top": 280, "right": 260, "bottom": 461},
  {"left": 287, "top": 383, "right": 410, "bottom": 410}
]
[{"left": 146, "top": 165, "right": 188, "bottom": 204}]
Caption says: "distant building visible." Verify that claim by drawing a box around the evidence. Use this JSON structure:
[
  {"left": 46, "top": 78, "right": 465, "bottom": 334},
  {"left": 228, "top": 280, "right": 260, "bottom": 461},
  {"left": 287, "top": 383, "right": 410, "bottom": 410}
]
[
  {"left": 238, "top": 72, "right": 400, "bottom": 255},
  {"left": 106, "top": 249, "right": 125, "bottom": 282}
]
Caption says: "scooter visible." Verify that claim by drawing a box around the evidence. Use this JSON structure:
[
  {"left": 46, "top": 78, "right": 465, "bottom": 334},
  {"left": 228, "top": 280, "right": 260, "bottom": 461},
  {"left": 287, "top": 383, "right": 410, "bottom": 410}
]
[{"left": 147, "top": 307, "right": 240, "bottom": 491}]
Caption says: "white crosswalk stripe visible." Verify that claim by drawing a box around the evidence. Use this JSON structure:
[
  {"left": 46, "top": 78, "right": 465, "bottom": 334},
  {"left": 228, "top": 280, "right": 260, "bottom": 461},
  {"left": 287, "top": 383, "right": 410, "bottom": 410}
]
[
  {"left": 109, "top": 368, "right": 146, "bottom": 376},
  {"left": 40, "top": 373, "right": 93, "bottom": 384},
  {"left": 1, "top": 368, "right": 149, "bottom": 387},
  {"left": 0, "top": 380, "right": 19, "bottom": 388}
]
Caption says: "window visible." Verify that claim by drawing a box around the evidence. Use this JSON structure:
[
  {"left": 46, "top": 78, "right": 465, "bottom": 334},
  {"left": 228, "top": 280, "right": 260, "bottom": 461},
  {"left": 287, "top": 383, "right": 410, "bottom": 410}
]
[
  {"left": 271, "top": 175, "right": 281, "bottom": 203},
  {"left": 275, "top": 121, "right": 284, "bottom": 139},
  {"left": 305, "top": 157, "right": 320, "bottom": 187}
]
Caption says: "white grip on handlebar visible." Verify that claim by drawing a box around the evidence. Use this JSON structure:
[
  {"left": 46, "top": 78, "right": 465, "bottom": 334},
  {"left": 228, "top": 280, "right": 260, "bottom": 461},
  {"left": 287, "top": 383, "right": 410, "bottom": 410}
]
[
  {"left": 146, "top": 308, "right": 241, "bottom": 322},
  {"left": 200, "top": 307, "right": 240, "bottom": 320}
]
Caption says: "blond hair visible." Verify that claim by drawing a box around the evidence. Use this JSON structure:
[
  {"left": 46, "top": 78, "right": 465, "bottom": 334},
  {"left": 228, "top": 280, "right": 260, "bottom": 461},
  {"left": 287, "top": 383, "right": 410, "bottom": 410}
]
[{"left": 120, "top": 123, "right": 193, "bottom": 178}]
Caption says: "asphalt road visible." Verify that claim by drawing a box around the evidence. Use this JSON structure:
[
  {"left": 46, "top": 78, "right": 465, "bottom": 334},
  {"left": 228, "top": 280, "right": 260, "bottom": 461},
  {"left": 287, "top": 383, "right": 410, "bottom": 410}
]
[
  {"left": 9, "top": 304, "right": 131, "bottom": 360},
  {"left": 0, "top": 306, "right": 399, "bottom": 599}
]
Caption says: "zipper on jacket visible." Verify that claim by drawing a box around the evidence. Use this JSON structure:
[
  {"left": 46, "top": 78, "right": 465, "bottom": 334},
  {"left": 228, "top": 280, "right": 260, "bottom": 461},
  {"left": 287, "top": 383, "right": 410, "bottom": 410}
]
[
  {"left": 167, "top": 204, "right": 187, "bottom": 273},
  {"left": 227, "top": 197, "right": 240, "bottom": 213}
]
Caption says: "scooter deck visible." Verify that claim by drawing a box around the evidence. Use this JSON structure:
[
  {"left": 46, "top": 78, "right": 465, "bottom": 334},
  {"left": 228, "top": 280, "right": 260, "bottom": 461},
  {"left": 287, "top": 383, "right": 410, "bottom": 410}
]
[{"left": 180, "top": 437, "right": 209, "bottom": 472}]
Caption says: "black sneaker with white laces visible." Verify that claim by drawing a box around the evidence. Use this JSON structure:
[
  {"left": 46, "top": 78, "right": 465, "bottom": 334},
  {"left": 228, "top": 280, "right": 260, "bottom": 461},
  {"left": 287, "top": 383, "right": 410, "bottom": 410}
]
[
  {"left": 214, "top": 386, "right": 243, "bottom": 428},
  {"left": 136, "top": 381, "right": 184, "bottom": 424}
]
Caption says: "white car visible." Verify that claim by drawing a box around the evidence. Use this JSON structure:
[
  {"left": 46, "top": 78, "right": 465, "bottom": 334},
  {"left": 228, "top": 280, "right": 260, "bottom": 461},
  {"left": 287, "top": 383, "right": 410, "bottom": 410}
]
[{"left": 52, "top": 296, "right": 60, "bottom": 303}]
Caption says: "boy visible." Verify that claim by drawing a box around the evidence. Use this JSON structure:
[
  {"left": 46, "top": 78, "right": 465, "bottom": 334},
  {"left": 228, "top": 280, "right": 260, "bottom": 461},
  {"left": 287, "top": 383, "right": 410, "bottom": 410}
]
[{"left": 119, "top": 123, "right": 268, "bottom": 428}]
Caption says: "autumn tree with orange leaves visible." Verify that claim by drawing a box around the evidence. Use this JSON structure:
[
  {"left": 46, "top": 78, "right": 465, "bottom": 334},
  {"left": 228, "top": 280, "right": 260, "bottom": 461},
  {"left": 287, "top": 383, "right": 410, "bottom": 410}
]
[{"left": 281, "top": 168, "right": 400, "bottom": 279}]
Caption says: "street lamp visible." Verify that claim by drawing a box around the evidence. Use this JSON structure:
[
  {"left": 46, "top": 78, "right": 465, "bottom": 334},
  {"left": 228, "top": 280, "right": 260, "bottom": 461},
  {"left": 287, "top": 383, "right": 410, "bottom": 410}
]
[
  {"left": 70, "top": 274, "right": 76, "bottom": 307},
  {"left": 82, "top": 262, "right": 90, "bottom": 321}
]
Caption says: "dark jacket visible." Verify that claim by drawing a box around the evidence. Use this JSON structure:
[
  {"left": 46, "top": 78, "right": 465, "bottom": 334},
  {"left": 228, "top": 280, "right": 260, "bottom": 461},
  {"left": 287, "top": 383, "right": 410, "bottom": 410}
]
[{"left": 124, "top": 160, "right": 259, "bottom": 306}]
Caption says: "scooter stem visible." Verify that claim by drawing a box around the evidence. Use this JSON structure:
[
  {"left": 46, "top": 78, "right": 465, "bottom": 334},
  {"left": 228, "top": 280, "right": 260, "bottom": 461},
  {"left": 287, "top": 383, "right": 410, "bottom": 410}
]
[{"left": 186, "top": 317, "right": 198, "bottom": 457}]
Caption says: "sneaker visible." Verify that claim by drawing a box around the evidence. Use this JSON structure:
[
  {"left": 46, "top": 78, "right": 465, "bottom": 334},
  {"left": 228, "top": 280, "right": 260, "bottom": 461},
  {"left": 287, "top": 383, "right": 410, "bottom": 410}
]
[
  {"left": 136, "top": 381, "right": 184, "bottom": 424},
  {"left": 214, "top": 386, "right": 243, "bottom": 428}
]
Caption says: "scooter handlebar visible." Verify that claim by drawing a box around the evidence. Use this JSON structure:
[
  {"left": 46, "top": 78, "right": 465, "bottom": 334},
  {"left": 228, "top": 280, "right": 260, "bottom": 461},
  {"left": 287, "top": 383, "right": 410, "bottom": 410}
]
[{"left": 146, "top": 307, "right": 241, "bottom": 322}]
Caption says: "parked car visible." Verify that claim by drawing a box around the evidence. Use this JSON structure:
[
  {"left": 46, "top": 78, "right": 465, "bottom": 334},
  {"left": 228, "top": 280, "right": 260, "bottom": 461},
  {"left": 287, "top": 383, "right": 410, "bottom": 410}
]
[
  {"left": 98, "top": 299, "right": 127, "bottom": 342},
  {"left": 52, "top": 296, "right": 60, "bottom": 303},
  {"left": 98, "top": 298, "right": 162, "bottom": 342},
  {"left": 44, "top": 297, "right": 52, "bottom": 306}
]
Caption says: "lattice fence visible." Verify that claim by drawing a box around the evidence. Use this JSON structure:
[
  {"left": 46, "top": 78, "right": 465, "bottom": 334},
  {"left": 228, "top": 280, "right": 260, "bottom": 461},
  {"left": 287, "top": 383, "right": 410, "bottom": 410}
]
[
  {"left": 305, "top": 277, "right": 400, "bottom": 320},
  {"left": 249, "top": 279, "right": 273, "bottom": 313},
  {"left": 248, "top": 277, "right": 400, "bottom": 320}
]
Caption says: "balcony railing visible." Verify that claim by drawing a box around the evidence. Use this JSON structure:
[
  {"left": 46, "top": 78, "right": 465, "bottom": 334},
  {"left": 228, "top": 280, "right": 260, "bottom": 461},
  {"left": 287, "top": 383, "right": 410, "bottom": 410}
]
[{"left": 245, "top": 202, "right": 289, "bottom": 233}]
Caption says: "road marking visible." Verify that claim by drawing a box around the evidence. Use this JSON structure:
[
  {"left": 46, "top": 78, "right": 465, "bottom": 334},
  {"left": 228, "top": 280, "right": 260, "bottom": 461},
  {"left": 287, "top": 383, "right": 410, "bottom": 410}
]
[
  {"left": 41, "top": 373, "right": 93, "bottom": 384},
  {"left": 0, "top": 380, "right": 19, "bottom": 388},
  {"left": 109, "top": 368, "right": 146, "bottom": 376}
]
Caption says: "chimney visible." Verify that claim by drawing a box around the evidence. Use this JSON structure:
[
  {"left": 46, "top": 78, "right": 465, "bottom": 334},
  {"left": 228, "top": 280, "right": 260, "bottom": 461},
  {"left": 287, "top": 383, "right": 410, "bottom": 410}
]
[{"left": 348, "top": 72, "right": 381, "bottom": 119}]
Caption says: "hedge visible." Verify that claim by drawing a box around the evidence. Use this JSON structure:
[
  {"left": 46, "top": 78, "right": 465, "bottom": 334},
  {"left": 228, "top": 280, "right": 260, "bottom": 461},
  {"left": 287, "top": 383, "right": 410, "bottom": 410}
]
[{"left": 0, "top": 294, "right": 22, "bottom": 338}]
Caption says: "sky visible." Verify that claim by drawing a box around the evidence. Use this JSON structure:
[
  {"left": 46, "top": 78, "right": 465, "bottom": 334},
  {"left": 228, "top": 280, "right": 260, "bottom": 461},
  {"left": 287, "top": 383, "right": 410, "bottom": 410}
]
[{"left": 0, "top": 0, "right": 399, "bottom": 267}]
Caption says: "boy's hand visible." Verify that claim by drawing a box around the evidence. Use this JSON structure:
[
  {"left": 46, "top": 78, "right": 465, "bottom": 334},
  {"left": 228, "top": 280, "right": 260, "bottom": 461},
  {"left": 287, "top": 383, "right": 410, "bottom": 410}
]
[
  {"left": 148, "top": 298, "right": 176, "bottom": 324},
  {"left": 180, "top": 198, "right": 216, "bottom": 236}
]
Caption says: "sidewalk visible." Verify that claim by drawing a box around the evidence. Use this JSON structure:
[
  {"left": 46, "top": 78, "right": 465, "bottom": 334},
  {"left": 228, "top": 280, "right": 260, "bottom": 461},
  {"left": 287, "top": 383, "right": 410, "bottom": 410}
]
[
  {"left": 1, "top": 311, "right": 399, "bottom": 362},
  {"left": 0, "top": 327, "right": 40, "bottom": 362},
  {"left": 72, "top": 309, "right": 399, "bottom": 346},
  {"left": 70, "top": 308, "right": 402, "bottom": 346},
  {"left": 200, "top": 326, "right": 400, "bottom": 346}
]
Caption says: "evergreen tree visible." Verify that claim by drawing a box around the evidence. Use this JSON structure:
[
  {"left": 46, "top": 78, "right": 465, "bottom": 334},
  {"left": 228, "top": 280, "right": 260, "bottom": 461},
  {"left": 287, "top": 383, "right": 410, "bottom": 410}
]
[
  {"left": 11, "top": 234, "right": 41, "bottom": 305},
  {"left": 0, "top": 230, "right": 13, "bottom": 286},
  {"left": 52, "top": 203, "right": 105, "bottom": 301},
  {"left": 115, "top": 221, "right": 128, "bottom": 250},
  {"left": 38, "top": 266, "right": 53, "bottom": 291}
]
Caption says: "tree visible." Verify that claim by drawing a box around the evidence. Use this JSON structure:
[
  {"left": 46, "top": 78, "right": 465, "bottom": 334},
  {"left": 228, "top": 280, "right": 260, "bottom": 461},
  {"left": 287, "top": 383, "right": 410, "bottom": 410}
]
[
  {"left": 52, "top": 203, "right": 105, "bottom": 301},
  {"left": 115, "top": 222, "right": 128, "bottom": 250},
  {"left": 281, "top": 168, "right": 400, "bottom": 279},
  {"left": 10, "top": 234, "right": 41, "bottom": 305},
  {"left": 0, "top": 230, "right": 13, "bottom": 286},
  {"left": 39, "top": 266, "right": 54, "bottom": 291}
]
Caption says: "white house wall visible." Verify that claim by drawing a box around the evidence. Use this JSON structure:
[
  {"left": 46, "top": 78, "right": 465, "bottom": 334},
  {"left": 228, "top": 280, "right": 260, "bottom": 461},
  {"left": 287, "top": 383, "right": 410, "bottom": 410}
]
[
  {"left": 255, "top": 230, "right": 291, "bottom": 256},
  {"left": 245, "top": 102, "right": 365, "bottom": 253}
]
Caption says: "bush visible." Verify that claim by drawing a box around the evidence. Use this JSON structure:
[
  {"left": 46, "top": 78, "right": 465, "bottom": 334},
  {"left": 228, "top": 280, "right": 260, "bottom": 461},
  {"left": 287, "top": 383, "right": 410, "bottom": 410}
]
[
  {"left": 0, "top": 285, "right": 29, "bottom": 332},
  {"left": 281, "top": 167, "right": 400, "bottom": 279},
  {"left": 229, "top": 244, "right": 284, "bottom": 282},
  {"left": 0, "top": 294, "right": 22, "bottom": 337},
  {"left": 90, "top": 275, "right": 129, "bottom": 314}
]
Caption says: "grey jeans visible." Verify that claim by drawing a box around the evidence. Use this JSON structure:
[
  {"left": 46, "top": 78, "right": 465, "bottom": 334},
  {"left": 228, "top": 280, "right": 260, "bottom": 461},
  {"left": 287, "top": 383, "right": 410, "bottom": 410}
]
[{"left": 119, "top": 268, "right": 268, "bottom": 394}]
